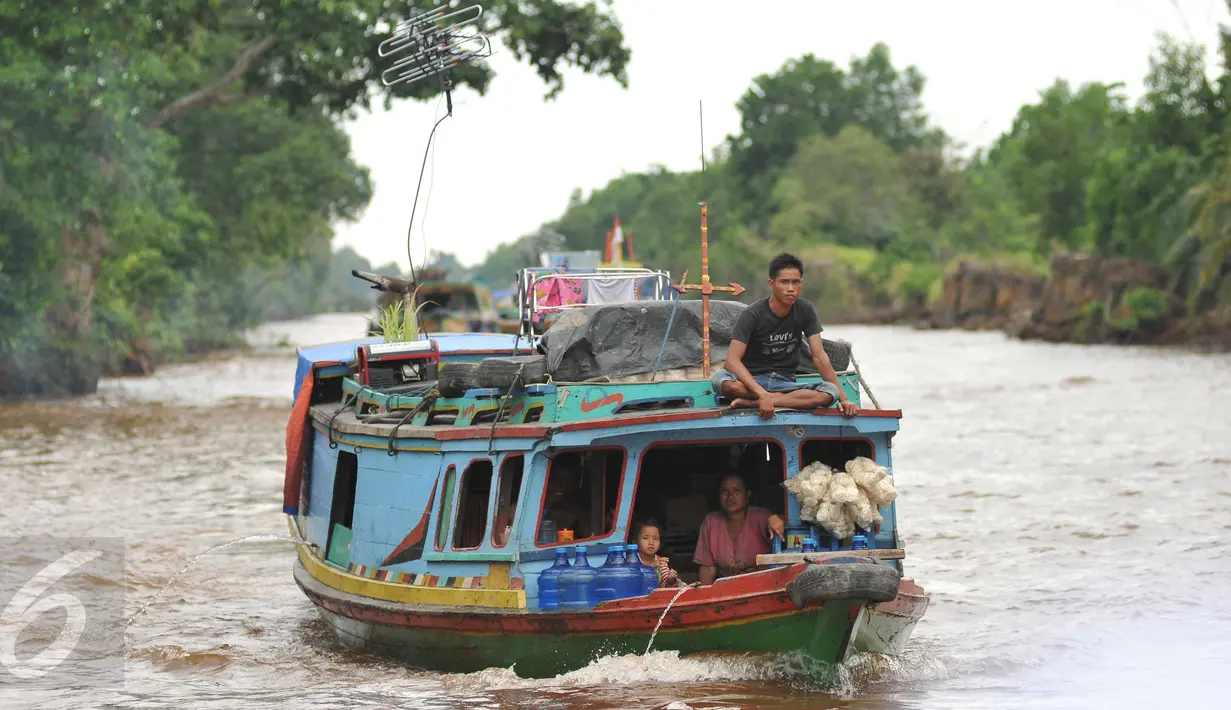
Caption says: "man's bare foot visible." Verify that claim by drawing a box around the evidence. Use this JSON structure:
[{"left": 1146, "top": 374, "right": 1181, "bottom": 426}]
[{"left": 728, "top": 397, "right": 756, "bottom": 409}]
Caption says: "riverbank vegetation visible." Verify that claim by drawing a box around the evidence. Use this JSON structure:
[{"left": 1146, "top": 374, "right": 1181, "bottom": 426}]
[
  {"left": 475, "top": 28, "right": 1231, "bottom": 348},
  {"left": 0, "top": 0, "right": 631, "bottom": 397}
]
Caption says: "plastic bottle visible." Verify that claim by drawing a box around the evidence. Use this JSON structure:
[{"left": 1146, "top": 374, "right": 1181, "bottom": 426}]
[
  {"left": 772, "top": 535, "right": 783, "bottom": 554},
  {"left": 626, "top": 543, "right": 659, "bottom": 594},
  {"left": 802, "top": 537, "right": 817, "bottom": 553},
  {"left": 594, "top": 545, "right": 621, "bottom": 602},
  {"left": 852, "top": 535, "right": 868, "bottom": 550},
  {"left": 558, "top": 545, "right": 598, "bottom": 610},
  {"left": 607, "top": 544, "right": 644, "bottom": 599},
  {"left": 536, "top": 547, "right": 571, "bottom": 610},
  {"left": 536, "top": 511, "right": 557, "bottom": 545}
]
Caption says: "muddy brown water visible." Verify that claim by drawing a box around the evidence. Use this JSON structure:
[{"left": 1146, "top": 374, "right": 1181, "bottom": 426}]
[{"left": 1, "top": 314, "right": 1228, "bottom": 709}]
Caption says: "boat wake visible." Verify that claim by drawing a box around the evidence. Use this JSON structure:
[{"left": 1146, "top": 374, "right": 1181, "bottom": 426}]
[{"left": 440, "top": 646, "right": 984, "bottom": 697}]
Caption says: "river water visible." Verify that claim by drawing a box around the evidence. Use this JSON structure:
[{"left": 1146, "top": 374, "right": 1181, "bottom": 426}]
[{"left": 1, "top": 314, "right": 1228, "bottom": 709}]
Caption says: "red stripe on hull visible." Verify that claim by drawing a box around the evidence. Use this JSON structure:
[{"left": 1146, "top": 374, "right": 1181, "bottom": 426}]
[{"left": 296, "top": 563, "right": 825, "bottom": 636}]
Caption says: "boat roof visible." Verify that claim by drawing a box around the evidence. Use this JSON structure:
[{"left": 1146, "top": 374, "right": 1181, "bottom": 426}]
[{"left": 293, "top": 333, "right": 535, "bottom": 398}]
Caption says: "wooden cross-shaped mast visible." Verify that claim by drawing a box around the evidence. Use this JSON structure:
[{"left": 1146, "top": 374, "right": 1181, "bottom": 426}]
[{"left": 673, "top": 200, "right": 744, "bottom": 377}]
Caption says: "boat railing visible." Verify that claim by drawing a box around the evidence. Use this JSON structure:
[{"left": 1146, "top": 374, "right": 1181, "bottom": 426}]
[{"left": 516, "top": 267, "right": 673, "bottom": 339}]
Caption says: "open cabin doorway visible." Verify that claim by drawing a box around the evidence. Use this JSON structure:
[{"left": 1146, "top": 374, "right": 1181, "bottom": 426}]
[{"left": 629, "top": 441, "right": 786, "bottom": 584}]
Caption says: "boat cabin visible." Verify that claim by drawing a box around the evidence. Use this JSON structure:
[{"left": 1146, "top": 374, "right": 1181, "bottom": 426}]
[{"left": 286, "top": 272, "right": 902, "bottom": 610}]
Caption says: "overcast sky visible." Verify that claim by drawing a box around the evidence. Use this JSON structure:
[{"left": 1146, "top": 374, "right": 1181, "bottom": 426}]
[{"left": 332, "top": 0, "right": 1231, "bottom": 271}]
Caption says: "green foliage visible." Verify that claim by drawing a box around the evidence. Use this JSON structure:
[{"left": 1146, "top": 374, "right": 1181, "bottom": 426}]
[
  {"left": 986, "top": 79, "right": 1128, "bottom": 251},
  {"left": 770, "top": 126, "right": 924, "bottom": 253},
  {"left": 726, "top": 45, "right": 936, "bottom": 228},
  {"left": 1122, "top": 286, "right": 1168, "bottom": 323},
  {"left": 474, "top": 28, "right": 1231, "bottom": 338},
  {"left": 1, "top": 0, "right": 634, "bottom": 396},
  {"left": 377, "top": 298, "right": 427, "bottom": 343},
  {"left": 890, "top": 262, "right": 945, "bottom": 305}
]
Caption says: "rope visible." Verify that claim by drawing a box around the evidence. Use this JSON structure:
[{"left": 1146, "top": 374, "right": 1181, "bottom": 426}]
[
  {"left": 326, "top": 393, "right": 357, "bottom": 449},
  {"left": 388, "top": 389, "right": 439, "bottom": 456},
  {"left": 650, "top": 291, "right": 681, "bottom": 381},
  {"left": 487, "top": 365, "right": 525, "bottom": 454},
  {"left": 848, "top": 351, "right": 881, "bottom": 410}
]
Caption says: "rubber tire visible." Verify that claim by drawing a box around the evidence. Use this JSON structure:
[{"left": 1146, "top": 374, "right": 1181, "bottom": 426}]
[
  {"left": 477, "top": 355, "right": 549, "bottom": 388},
  {"left": 796, "top": 338, "right": 853, "bottom": 375},
  {"left": 824, "top": 339, "right": 852, "bottom": 372},
  {"left": 437, "top": 362, "right": 480, "bottom": 398},
  {"left": 785, "top": 559, "right": 901, "bottom": 610}
]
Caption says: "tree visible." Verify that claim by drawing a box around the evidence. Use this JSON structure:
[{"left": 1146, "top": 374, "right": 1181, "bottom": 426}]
[
  {"left": 1085, "top": 36, "right": 1222, "bottom": 265},
  {"left": 726, "top": 44, "right": 934, "bottom": 228},
  {"left": 1137, "top": 33, "right": 1226, "bottom": 160},
  {"left": 986, "top": 80, "right": 1128, "bottom": 252},
  {"left": 769, "top": 126, "right": 924, "bottom": 254},
  {"left": 0, "top": 0, "right": 633, "bottom": 397}
]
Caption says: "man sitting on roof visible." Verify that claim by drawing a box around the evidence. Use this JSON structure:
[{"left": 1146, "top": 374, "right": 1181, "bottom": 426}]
[{"left": 711, "top": 253, "right": 860, "bottom": 420}]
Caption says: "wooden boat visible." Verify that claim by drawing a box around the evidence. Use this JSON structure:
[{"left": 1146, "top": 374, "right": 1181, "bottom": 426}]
[
  {"left": 286, "top": 8, "right": 926, "bottom": 673},
  {"left": 363, "top": 271, "right": 501, "bottom": 336},
  {"left": 283, "top": 271, "right": 926, "bottom": 677}
]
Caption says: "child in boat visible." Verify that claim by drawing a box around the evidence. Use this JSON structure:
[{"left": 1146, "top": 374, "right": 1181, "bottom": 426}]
[{"left": 633, "top": 518, "right": 679, "bottom": 587}]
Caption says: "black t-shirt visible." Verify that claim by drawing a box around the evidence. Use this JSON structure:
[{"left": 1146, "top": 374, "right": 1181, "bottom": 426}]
[{"left": 730, "top": 298, "right": 823, "bottom": 378}]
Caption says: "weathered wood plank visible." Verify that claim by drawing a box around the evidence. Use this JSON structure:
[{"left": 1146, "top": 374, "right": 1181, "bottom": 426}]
[{"left": 755, "top": 549, "right": 905, "bottom": 565}]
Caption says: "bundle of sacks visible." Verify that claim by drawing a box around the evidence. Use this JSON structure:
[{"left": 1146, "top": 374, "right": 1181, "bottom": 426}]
[{"left": 781, "top": 456, "right": 898, "bottom": 541}]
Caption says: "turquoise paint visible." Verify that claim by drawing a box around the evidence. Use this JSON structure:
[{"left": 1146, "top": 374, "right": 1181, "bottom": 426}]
[
  {"left": 325, "top": 524, "right": 351, "bottom": 567},
  {"left": 306, "top": 435, "right": 339, "bottom": 548},
  {"left": 303, "top": 365, "right": 900, "bottom": 587},
  {"left": 343, "top": 374, "right": 864, "bottom": 427}
]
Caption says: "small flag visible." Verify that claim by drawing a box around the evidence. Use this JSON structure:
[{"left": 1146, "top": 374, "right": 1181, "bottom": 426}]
[{"left": 610, "top": 218, "right": 624, "bottom": 264}]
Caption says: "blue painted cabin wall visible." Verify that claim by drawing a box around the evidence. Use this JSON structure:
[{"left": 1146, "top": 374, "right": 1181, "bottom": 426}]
[{"left": 299, "top": 412, "right": 903, "bottom": 598}]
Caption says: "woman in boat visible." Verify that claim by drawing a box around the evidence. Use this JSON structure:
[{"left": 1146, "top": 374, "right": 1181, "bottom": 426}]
[
  {"left": 693, "top": 474, "right": 785, "bottom": 585},
  {"left": 633, "top": 518, "right": 678, "bottom": 587}
]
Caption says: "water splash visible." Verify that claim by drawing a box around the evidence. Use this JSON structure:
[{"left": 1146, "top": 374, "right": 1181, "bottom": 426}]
[
  {"left": 645, "top": 586, "right": 690, "bottom": 654},
  {"left": 125, "top": 533, "right": 313, "bottom": 628}
]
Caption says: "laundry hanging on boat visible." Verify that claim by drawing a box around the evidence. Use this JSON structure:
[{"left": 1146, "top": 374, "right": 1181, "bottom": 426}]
[
  {"left": 535, "top": 277, "right": 585, "bottom": 310},
  {"left": 588, "top": 277, "right": 636, "bottom": 305}
]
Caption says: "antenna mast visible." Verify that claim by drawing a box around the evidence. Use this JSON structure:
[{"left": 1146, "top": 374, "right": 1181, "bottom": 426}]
[
  {"left": 674, "top": 100, "right": 744, "bottom": 377},
  {"left": 373, "top": 4, "right": 493, "bottom": 328}
]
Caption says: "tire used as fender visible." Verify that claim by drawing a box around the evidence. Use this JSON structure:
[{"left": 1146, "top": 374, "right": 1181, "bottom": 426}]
[
  {"left": 477, "top": 355, "right": 549, "bottom": 389},
  {"left": 784, "top": 559, "right": 901, "bottom": 610},
  {"left": 437, "top": 362, "right": 480, "bottom": 398}
]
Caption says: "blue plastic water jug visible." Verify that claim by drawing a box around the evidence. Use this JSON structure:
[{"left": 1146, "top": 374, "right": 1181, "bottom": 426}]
[
  {"left": 607, "top": 544, "right": 644, "bottom": 599},
  {"left": 536, "top": 547, "right": 571, "bottom": 609},
  {"left": 852, "top": 535, "right": 868, "bottom": 550},
  {"left": 558, "top": 545, "right": 598, "bottom": 610},
  {"left": 802, "top": 537, "right": 817, "bottom": 553},
  {"left": 594, "top": 545, "right": 622, "bottom": 602},
  {"left": 626, "top": 543, "right": 659, "bottom": 594}
]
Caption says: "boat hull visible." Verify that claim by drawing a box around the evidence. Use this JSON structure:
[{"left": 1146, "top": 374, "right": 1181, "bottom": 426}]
[
  {"left": 850, "top": 578, "right": 929, "bottom": 657},
  {"left": 294, "top": 557, "right": 869, "bottom": 678}
]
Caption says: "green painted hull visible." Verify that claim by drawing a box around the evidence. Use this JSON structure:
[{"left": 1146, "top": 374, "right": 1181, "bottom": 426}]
[{"left": 314, "top": 601, "right": 861, "bottom": 678}]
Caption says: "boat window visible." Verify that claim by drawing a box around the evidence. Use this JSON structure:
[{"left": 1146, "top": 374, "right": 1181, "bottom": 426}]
[
  {"left": 536, "top": 449, "right": 625, "bottom": 546},
  {"left": 325, "top": 451, "right": 359, "bottom": 567},
  {"left": 434, "top": 466, "right": 458, "bottom": 551},
  {"left": 628, "top": 441, "right": 786, "bottom": 584},
  {"left": 800, "top": 439, "right": 874, "bottom": 471},
  {"left": 492, "top": 455, "right": 524, "bottom": 548},
  {"left": 453, "top": 460, "right": 494, "bottom": 550}
]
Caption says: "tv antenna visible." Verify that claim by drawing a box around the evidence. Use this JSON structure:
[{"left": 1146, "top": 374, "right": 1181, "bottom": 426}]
[
  {"left": 368, "top": 3, "right": 494, "bottom": 332},
  {"left": 379, "top": 4, "right": 493, "bottom": 98}
]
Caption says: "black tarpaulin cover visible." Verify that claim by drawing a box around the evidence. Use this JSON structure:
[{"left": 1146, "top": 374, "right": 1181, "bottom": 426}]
[{"left": 540, "top": 300, "right": 851, "bottom": 381}]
